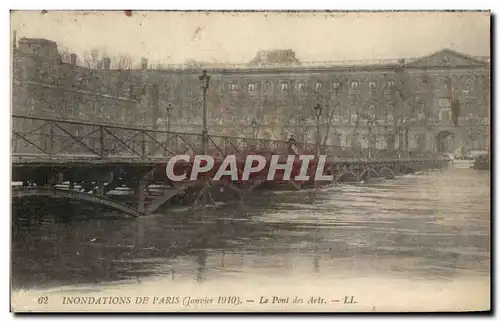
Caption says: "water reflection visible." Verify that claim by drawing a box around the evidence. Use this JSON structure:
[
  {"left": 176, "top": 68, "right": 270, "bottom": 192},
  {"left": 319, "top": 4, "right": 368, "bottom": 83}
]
[{"left": 12, "top": 167, "right": 490, "bottom": 291}]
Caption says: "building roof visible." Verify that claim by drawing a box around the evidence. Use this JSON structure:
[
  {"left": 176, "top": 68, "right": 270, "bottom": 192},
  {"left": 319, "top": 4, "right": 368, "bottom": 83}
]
[
  {"left": 18, "top": 37, "right": 58, "bottom": 46},
  {"left": 157, "top": 49, "right": 488, "bottom": 71},
  {"left": 248, "top": 49, "right": 302, "bottom": 66},
  {"left": 15, "top": 37, "right": 489, "bottom": 72}
]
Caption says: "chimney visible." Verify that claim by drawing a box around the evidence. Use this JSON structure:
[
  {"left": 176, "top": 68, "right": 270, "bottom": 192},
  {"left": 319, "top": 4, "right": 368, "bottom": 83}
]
[
  {"left": 70, "top": 53, "right": 77, "bottom": 65},
  {"left": 141, "top": 57, "right": 148, "bottom": 69},
  {"left": 102, "top": 57, "right": 111, "bottom": 69},
  {"left": 12, "top": 30, "right": 17, "bottom": 49}
]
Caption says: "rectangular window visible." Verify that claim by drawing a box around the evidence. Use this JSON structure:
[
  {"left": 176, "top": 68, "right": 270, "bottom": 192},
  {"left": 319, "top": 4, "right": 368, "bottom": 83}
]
[
  {"left": 464, "top": 77, "right": 474, "bottom": 91},
  {"left": 128, "top": 86, "right": 136, "bottom": 100},
  {"left": 248, "top": 83, "right": 256, "bottom": 93},
  {"left": 66, "top": 102, "right": 74, "bottom": 116},
  {"left": 262, "top": 82, "right": 272, "bottom": 93},
  {"left": 77, "top": 102, "right": 85, "bottom": 118},
  {"left": 281, "top": 83, "right": 289, "bottom": 91},
  {"left": 315, "top": 82, "right": 323, "bottom": 91},
  {"left": 230, "top": 83, "right": 239, "bottom": 91},
  {"left": 415, "top": 134, "right": 426, "bottom": 152},
  {"left": 369, "top": 81, "right": 377, "bottom": 90},
  {"left": 332, "top": 82, "right": 340, "bottom": 89},
  {"left": 29, "top": 98, "right": 37, "bottom": 112},
  {"left": 350, "top": 81, "right": 359, "bottom": 90},
  {"left": 39, "top": 70, "right": 49, "bottom": 82},
  {"left": 336, "top": 133, "right": 343, "bottom": 146},
  {"left": 387, "top": 81, "right": 395, "bottom": 89},
  {"left": 439, "top": 98, "right": 450, "bottom": 107},
  {"left": 440, "top": 109, "right": 451, "bottom": 121},
  {"left": 417, "top": 103, "right": 426, "bottom": 120},
  {"left": 297, "top": 82, "right": 306, "bottom": 92},
  {"left": 81, "top": 77, "right": 89, "bottom": 88}
]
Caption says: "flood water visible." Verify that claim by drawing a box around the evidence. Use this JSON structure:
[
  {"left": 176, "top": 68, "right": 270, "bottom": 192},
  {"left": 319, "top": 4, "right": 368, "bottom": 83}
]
[{"left": 11, "top": 165, "right": 491, "bottom": 311}]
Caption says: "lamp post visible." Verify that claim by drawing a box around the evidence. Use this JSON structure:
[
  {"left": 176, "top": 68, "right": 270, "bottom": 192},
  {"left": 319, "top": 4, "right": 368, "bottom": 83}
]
[
  {"left": 403, "top": 118, "right": 409, "bottom": 155},
  {"left": 166, "top": 103, "right": 173, "bottom": 154},
  {"left": 313, "top": 103, "right": 322, "bottom": 158},
  {"left": 251, "top": 118, "right": 258, "bottom": 140},
  {"left": 199, "top": 70, "right": 210, "bottom": 155},
  {"left": 398, "top": 117, "right": 409, "bottom": 158},
  {"left": 166, "top": 103, "right": 173, "bottom": 133},
  {"left": 367, "top": 119, "right": 373, "bottom": 160}
]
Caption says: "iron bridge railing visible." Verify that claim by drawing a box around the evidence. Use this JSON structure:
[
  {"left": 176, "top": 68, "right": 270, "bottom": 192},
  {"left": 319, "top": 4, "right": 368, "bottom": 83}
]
[{"left": 11, "top": 115, "right": 433, "bottom": 162}]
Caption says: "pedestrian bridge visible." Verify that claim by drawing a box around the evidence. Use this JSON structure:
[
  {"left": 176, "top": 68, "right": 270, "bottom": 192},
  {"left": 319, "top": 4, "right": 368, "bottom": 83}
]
[{"left": 11, "top": 114, "right": 449, "bottom": 217}]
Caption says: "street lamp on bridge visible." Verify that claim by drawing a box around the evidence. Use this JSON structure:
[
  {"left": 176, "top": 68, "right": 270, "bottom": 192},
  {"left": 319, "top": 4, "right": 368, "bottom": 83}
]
[
  {"left": 401, "top": 117, "right": 409, "bottom": 157},
  {"left": 251, "top": 118, "right": 258, "bottom": 140},
  {"left": 166, "top": 103, "right": 173, "bottom": 133},
  {"left": 166, "top": 103, "right": 174, "bottom": 155},
  {"left": 313, "top": 103, "right": 322, "bottom": 158},
  {"left": 199, "top": 70, "right": 210, "bottom": 154}
]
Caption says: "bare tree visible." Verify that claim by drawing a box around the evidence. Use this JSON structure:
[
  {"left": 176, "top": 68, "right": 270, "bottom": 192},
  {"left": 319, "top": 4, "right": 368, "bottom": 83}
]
[
  {"left": 109, "top": 54, "right": 133, "bottom": 98},
  {"left": 185, "top": 59, "right": 210, "bottom": 70},
  {"left": 385, "top": 80, "right": 414, "bottom": 154},
  {"left": 112, "top": 53, "right": 134, "bottom": 70},
  {"left": 83, "top": 48, "right": 107, "bottom": 69},
  {"left": 343, "top": 87, "right": 366, "bottom": 153},
  {"left": 281, "top": 93, "right": 313, "bottom": 143},
  {"left": 287, "top": 112, "right": 312, "bottom": 143},
  {"left": 320, "top": 82, "right": 347, "bottom": 147},
  {"left": 352, "top": 85, "right": 391, "bottom": 157},
  {"left": 58, "top": 47, "right": 72, "bottom": 64}
]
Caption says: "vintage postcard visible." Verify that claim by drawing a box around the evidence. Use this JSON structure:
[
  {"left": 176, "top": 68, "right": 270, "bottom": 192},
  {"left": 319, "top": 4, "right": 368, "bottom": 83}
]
[{"left": 10, "top": 10, "right": 490, "bottom": 312}]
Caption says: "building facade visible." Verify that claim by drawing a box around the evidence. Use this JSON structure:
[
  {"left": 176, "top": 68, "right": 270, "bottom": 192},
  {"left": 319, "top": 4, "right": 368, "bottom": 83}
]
[{"left": 12, "top": 37, "right": 490, "bottom": 155}]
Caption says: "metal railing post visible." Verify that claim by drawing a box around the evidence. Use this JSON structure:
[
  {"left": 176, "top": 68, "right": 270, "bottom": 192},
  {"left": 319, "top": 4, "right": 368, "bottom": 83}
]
[
  {"left": 99, "top": 125, "right": 105, "bottom": 157},
  {"left": 47, "top": 122, "right": 54, "bottom": 155},
  {"left": 141, "top": 131, "right": 146, "bottom": 158}
]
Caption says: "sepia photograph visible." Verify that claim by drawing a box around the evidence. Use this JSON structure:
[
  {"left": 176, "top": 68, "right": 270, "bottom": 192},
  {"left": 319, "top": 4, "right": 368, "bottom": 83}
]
[{"left": 10, "top": 10, "right": 490, "bottom": 312}]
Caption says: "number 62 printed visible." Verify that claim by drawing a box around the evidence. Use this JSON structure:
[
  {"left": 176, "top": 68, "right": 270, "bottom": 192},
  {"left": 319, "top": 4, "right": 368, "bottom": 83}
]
[{"left": 37, "top": 296, "right": 48, "bottom": 304}]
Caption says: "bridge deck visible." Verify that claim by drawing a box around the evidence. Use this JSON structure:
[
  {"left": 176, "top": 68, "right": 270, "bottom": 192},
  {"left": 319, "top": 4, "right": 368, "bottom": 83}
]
[{"left": 12, "top": 153, "right": 440, "bottom": 167}]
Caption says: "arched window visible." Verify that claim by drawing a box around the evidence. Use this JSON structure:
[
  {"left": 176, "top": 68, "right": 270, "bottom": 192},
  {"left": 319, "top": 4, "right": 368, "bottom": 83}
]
[
  {"left": 350, "top": 81, "right": 359, "bottom": 91},
  {"left": 262, "top": 81, "right": 273, "bottom": 94},
  {"left": 229, "top": 82, "right": 239, "bottom": 92}
]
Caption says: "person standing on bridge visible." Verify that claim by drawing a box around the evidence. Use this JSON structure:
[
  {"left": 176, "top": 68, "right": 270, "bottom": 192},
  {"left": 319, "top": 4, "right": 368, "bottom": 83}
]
[{"left": 288, "top": 135, "right": 297, "bottom": 155}]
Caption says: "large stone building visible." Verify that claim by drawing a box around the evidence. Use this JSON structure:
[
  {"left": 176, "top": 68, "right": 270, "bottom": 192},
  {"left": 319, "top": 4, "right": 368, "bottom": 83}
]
[{"left": 12, "top": 37, "right": 490, "bottom": 155}]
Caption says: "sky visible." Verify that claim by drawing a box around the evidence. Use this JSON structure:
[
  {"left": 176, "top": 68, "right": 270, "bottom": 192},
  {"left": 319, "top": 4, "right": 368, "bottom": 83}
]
[{"left": 10, "top": 11, "right": 491, "bottom": 65}]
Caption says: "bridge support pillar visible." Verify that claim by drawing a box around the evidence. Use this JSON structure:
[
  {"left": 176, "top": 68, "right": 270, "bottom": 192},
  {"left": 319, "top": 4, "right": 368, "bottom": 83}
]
[
  {"left": 43, "top": 172, "right": 63, "bottom": 189},
  {"left": 96, "top": 181, "right": 105, "bottom": 196},
  {"left": 137, "top": 179, "right": 146, "bottom": 215}
]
